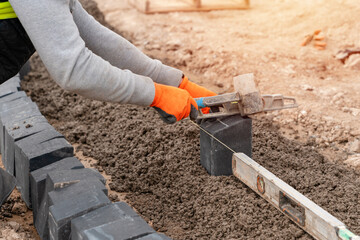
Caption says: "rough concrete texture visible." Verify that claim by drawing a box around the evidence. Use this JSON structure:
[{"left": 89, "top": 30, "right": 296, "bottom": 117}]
[
  {"left": 200, "top": 115, "right": 252, "bottom": 176},
  {"left": 71, "top": 202, "right": 155, "bottom": 240},
  {"left": 20, "top": 0, "right": 360, "bottom": 239},
  {"left": 30, "top": 157, "right": 84, "bottom": 221}
]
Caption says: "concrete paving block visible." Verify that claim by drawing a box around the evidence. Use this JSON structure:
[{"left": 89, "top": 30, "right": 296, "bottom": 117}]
[
  {"left": 71, "top": 202, "right": 155, "bottom": 240},
  {"left": 0, "top": 99, "right": 39, "bottom": 139},
  {"left": 0, "top": 103, "right": 40, "bottom": 133},
  {"left": 0, "top": 99, "right": 39, "bottom": 156},
  {"left": 45, "top": 168, "right": 106, "bottom": 194},
  {"left": 1, "top": 107, "right": 43, "bottom": 173},
  {"left": 0, "top": 77, "right": 19, "bottom": 88},
  {"left": 0, "top": 88, "right": 16, "bottom": 99},
  {"left": 200, "top": 115, "right": 252, "bottom": 176},
  {"left": 48, "top": 180, "right": 108, "bottom": 207},
  {"left": 0, "top": 97, "right": 34, "bottom": 131},
  {"left": 5, "top": 114, "right": 50, "bottom": 145},
  {"left": 30, "top": 157, "right": 84, "bottom": 221},
  {"left": 3, "top": 75, "right": 21, "bottom": 87},
  {"left": 137, "top": 233, "right": 172, "bottom": 240},
  {"left": 71, "top": 202, "right": 139, "bottom": 231},
  {"left": 3, "top": 116, "right": 50, "bottom": 176},
  {"left": 36, "top": 168, "right": 105, "bottom": 240},
  {"left": 0, "top": 91, "right": 28, "bottom": 150},
  {"left": 48, "top": 187, "right": 110, "bottom": 240},
  {"left": 15, "top": 132, "right": 73, "bottom": 207},
  {"left": 0, "top": 76, "right": 21, "bottom": 97},
  {"left": 0, "top": 168, "right": 16, "bottom": 206},
  {"left": 0, "top": 95, "right": 32, "bottom": 113},
  {"left": 0, "top": 91, "right": 27, "bottom": 105},
  {"left": 15, "top": 128, "right": 63, "bottom": 149}
]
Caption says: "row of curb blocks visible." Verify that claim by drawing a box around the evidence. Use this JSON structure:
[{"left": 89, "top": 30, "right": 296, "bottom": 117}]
[{"left": 0, "top": 74, "right": 172, "bottom": 240}]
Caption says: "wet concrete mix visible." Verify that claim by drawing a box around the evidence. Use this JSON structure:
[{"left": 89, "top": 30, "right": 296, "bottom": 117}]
[{"left": 20, "top": 0, "right": 360, "bottom": 239}]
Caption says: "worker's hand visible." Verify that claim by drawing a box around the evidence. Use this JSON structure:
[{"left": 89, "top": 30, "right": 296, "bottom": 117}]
[
  {"left": 179, "top": 76, "right": 217, "bottom": 114},
  {"left": 151, "top": 83, "right": 198, "bottom": 124}
]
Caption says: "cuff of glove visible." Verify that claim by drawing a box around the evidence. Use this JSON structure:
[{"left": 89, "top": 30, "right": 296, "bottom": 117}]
[
  {"left": 150, "top": 83, "right": 161, "bottom": 107},
  {"left": 178, "top": 75, "right": 189, "bottom": 89}
]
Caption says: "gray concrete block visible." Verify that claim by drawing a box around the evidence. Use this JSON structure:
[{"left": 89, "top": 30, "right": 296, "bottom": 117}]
[
  {"left": 0, "top": 96, "right": 32, "bottom": 114},
  {"left": 1, "top": 109, "right": 43, "bottom": 173},
  {"left": 2, "top": 75, "right": 21, "bottom": 88},
  {"left": 0, "top": 76, "right": 21, "bottom": 97},
  {"left": 0, "top": 91, "right": 28, "bottom": 154},
  {"left": 0, "top": 99, "right": 39, "bottom": 157},
  {"left": 45, "top": 168, "right": 106, "bottom": 194},
  {"left": 71, "top": 202, "right": 155, "bottom": 240},
  {"left": 0, "top": 88, "right": 16, "bottom": 99},
  {"left": 137, "top": 233, "right": 172, "bottom": 240},
  {"left": 15, "top": 131, "right": 73, "bottom": 207},
  {"left": 0, "top": 167, "right": 16, "bottom": 206},
  {"left": 0, "top": 99, "right": 39, "bottom": 140},
  {"left": 36, "top": 168, "right": 105, "bottom": 240},
  {"left": 71, "top": 202, "right": 138, "bottom": 232},
  {"left": 48, "top": 180, "right": 108, "bottom": 207},
  {"left": 30, "top": 157, "right": 84, "bottom": 222},
  {"left": 48, "top": 186, "right": 110, "bottom": 240},
  {"left": 200, "top": 115, "right": 252, "bottom": 176},
  {"left": 0, "top": 91, "right": 27, "bottom": 105},
  {"left": 0, "top": 97, "right": 34, "bottom": 130},
  {"left": 3, "top": 116, "right": 50, "bottom": 176}
]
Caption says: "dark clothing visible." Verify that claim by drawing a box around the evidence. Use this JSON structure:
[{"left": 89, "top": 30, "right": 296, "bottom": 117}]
[{"left": 0, "top": 18, "right": 35, "bottom": 83}]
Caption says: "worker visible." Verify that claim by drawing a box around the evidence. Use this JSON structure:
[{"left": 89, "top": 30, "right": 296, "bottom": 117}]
[{"left": 0, "top": 0, "right": 216, "bottom": 124}]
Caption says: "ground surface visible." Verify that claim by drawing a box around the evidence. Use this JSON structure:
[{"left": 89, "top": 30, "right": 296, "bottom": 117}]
[
  {"left": 1, "top": 0, "right": 360, "bottom": 239},
  {"left": 95, "top": 0, "right": 360, "bottom": 165},
  {"left": 0, "top": 160, "right": 39, "bottom": 240}
]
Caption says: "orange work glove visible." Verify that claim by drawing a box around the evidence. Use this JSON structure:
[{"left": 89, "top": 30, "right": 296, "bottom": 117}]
[
  {"left": 151, "top": 83, "right": 198, "bottom": 124},
  {"left": 179, "top": 76, "right": 217, "bottom": 114}
]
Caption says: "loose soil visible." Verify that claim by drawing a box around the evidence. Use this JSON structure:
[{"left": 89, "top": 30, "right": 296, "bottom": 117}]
[
  {"left": 0, "top": 160, "right": 39, "bottom": 240},
  {"left": 2, "top": 0, "right": 360, "bottom": 239}
]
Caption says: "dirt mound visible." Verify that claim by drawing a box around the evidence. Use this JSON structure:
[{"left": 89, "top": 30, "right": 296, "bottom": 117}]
[{"left": 20, "top": 0, "right": 360, "bottom": 239}]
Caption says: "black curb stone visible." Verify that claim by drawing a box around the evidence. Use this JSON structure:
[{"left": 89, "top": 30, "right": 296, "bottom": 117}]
[
  {"left": 30, "top": 157, "right": 84, "bottom": 222},
  {"left": 48, "top": 184, "right": 110, "bottom": 240},
  {"left": 0, "top": 76, "right": 21, "bottom": 98},
  {"left": 0, "top": 75, "right": 174, "bottom": 240},
  {"left": 71, "top": 202, "right": 156, "bottom": 240},
  {"left": 0, "top": 100, "right": 41, "bottom": 159},
  {"left": 137, "top": 233, "right": 173, "bottom": 240},
  {"left": 0, "top": 167, "right": 16, "bottom": 206},
  {"left": 14, "top": 129, "right": 74, "bottom": 207},
  {"left": 36, "top": 168, "right": 105, "bottom": 240},
  {"left": 0, "top": 98, "right": 39, "bottom": 152},
  {"left": 4, "top": 116, "right": 51, "bottom": 176},
  {"left": 200, "top": 115, "right": 252, "bottom": 176},
  {"left": 0, "top": 91, "right": 27, "bottom": 105}
]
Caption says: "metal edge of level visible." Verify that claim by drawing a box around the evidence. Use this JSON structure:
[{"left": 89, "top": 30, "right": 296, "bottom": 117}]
[{"left": 232, "top": 152, "right": 359, "bottom": 240}]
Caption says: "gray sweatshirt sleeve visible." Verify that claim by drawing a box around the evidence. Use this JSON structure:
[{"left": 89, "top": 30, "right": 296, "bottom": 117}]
[
  {"left": 70, "top": 0, "right": 183, "bottom": 87},
  {"left": 9, "top": 0, "right": 160, "bottom": 106}
]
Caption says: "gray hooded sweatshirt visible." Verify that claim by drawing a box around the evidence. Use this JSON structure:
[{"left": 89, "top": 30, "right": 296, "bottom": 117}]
[{"left": 9, "top": 0, "right": 183, "bottom": 106}]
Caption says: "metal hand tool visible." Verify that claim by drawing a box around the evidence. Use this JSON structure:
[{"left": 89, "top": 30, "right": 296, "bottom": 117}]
[{"left": 194, "top": 73, "right": 298, "bottom": 119}]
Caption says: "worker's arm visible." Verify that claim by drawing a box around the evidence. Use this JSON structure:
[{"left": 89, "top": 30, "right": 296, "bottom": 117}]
[
  {"left": 9, "top": 0, "right": 155, "bottom": 106},
  {"left": 70, "top": 0, "right": 183, "bottom": 88}
]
